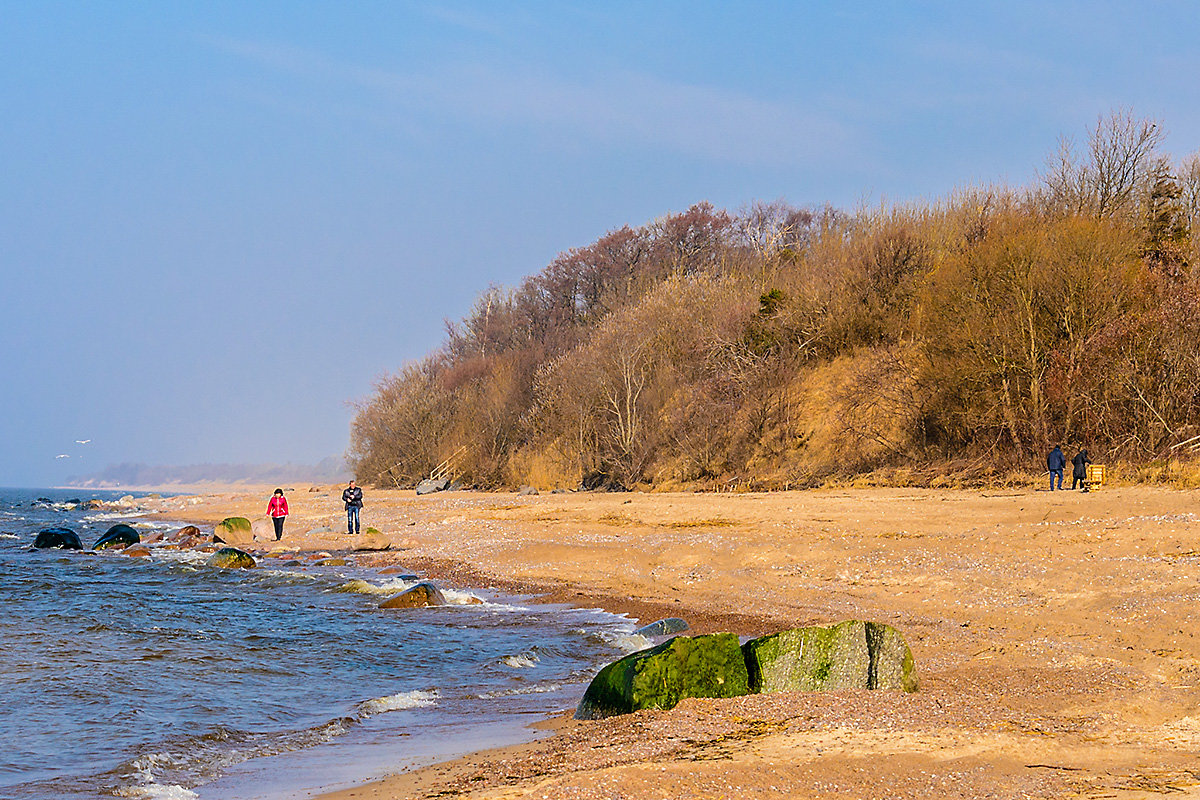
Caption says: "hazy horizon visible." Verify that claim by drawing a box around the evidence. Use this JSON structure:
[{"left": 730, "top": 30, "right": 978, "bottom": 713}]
[{"left": 4, "top": 2, "right": 1200, "bottom": 486}]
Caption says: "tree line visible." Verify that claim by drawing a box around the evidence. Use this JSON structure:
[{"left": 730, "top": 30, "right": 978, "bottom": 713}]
[{"left": 350, "top": 111, "right": 1200, "bottom": 489}]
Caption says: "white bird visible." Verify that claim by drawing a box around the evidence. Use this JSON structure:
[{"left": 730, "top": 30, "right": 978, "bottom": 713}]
[
  {"left": 75, "top": 439, "right": 91, "bottom": 444},
  {"left": 56, "top": 454, "right": 70, "bottom": 459}
]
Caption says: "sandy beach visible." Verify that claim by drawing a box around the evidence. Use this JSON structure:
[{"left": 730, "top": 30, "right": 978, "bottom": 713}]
[{"left": 132, "top": 483, "right": 1200, "bottom": 799}]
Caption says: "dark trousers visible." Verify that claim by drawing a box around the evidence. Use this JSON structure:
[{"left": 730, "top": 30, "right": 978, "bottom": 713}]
[
  {"left": 347, "top": 506, "right": 360, "bottom": 534},
  {"left": 1072, "top": 473, "right": 1087, "bottom": 490},
  {"left": 272, "top": 516, "right": 285, "bottom": 539},
  {"left": 1049, "top": 469, "right": 1063, "bottom": 490}
]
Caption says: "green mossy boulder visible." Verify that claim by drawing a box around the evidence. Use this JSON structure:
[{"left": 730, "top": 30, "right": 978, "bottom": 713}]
[
  {"left": 207, "top": 547, "right": 256, "bottom": 569},
  {"left": 213, "top": 517, "right": 253, "bottom": 546},
  {"left": 864, "top": 621, "right": 919, "bottom": 691},
  {"left": 575, "top": 633, "right": 749, "bottom": 720},
  {"left": 743, "top": 620, "right": 917, "bottom": 694},
  {"left": 93, "top": 524, "right": 140, "bottom": 550}
]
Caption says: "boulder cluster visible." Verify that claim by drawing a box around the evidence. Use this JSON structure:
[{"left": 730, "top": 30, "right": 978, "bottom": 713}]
[
  {"left": 576, "top": 619, "right": 918, "bottom": 720},
  {"left": 32, "top": 518, "right": 260, "bottom": 569}
]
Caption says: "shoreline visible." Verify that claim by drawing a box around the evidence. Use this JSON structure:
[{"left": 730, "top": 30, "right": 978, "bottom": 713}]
[{"left": 121, "top": 484, "right": 1200, "bottom": 799}]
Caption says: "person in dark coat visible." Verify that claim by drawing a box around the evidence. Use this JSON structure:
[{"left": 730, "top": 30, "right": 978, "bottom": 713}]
[
  {"left": 1046, "top": 445, "right": 1066, "bottom": 491},
  {"left": 342, "top": 480, "right": 364, "bottom": 535},
  {"left": 1072, "top": 448, "right": 1092, "bottom": 491}
]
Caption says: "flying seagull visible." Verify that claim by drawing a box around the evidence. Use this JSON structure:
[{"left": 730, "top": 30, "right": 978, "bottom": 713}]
[
  {"left": 75, "top": 439, "right": 91, "bottom": 444},
  {"left": 56, "top": 454, "right": 70, "bottom": 459}
]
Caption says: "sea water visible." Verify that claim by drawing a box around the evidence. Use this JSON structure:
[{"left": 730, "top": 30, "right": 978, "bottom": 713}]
[{"left": 0, "top": 488, "right": 646, "bottom": 800}]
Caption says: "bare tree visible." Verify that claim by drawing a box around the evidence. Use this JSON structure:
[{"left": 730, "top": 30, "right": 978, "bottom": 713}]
[{"left": 1040, "top": 109, "right": 1164, "bottom": 218}]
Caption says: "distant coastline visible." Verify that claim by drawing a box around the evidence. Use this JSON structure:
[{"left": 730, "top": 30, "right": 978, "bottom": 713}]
[{"left": 64, "top": 457, "right": 350, "bottom": 490}]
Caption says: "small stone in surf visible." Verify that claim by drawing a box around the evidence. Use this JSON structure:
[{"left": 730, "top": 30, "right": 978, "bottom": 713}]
[
  {"left": 207, "top": 547, "right": 256, "bottom": 569},
  {"left": 634, "top": 617, "right": 689, "bottom": 638},
  {"left": 380, "top": 582, "right": 446, "bottom": 609}
]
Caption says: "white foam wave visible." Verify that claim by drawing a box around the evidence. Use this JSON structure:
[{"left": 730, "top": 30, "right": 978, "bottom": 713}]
[
  {"left": 357, "top": 689, "right": 438, "bottom": 716},
  {"left": 478, "top": 683, "right": 563, "bottom": 699},
  {"left": 0, "top": 533, "right": 20, "bottom": 540},
  {"left": 501, "top": 652, "right": 540, "bottom": 668},
  {"left": 114, "top": 783, "right": 198, "bottom": 800},
  {"left": 335, "top": 578, "right": 408, "bottom": 595},
  {"left": 441, "top": 588, "right": 487, "bottom": 605},
  {"left": 605, "top": 632, "right": 653, "bottom": 653}
]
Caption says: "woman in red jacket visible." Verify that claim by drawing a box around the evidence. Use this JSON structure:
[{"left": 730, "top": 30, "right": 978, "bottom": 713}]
[{"left": 267, "top": 488, "right": 289, "bottom": 540}]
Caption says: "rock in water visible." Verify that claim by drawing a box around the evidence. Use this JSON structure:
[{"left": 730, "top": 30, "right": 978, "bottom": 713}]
[
  {"left": 634, "top": 618, "right": 690, "bottom": 638},
  {"left": 213, "top": 517, "right": 253, "bottom": 546},
  {"left": 207, "top": 547, "right": 256, "bottom": 569},
  {"left": 33, "top": 527, "right": 83, "bottom": 550},
  {"left": 168, "top": 524, "right": 200, "bottom": 541},
  {"left": 379, "top": 582, "right": 447, "bottom": 609},
  {"left": 415, "top": 478, "right": 449, "bottom": 495},
  {"left": 575, "top": 633, "right": 749, "bottom": 720},
  {"left": 742, "top": 620, "right": 918, "bottom": 694},
  {"left": 122, "top": 544, "right": 152, "bottom": 557},
  {"left": 93, "top": 524, "right": 141, "bottom": 550}
]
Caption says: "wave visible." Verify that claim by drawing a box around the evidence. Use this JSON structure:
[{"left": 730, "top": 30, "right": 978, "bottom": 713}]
[
  {"left": 334, "top": 579, "right": 493, "bottom": 607},
  {"left": 113, "top": 781, "right": 198, "bottom": 800},
  {"left": 501, "top": 651, "right": 540, "bottom": 669},
  {"left": 477, "top": 682, "right": 563, "bottom": 699},
  {"left": 112, "top": 688, "right": 439, "bottom": 797},
  {"left": 356, "top": 689, "right": 438, "bottom": 717}
]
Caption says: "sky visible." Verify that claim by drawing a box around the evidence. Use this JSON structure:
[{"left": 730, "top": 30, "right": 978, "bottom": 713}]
[{"left": 3, "top": 1, "right": 1200, "bottom": 487}]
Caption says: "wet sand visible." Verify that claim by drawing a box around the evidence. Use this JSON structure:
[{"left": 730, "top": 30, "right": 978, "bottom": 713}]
[{"left": 134, "top": 484, "right": 1200, "bottom": 799}]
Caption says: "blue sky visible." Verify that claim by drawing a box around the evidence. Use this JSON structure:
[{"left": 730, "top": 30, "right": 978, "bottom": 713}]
[{"left": 3, "top": 1, "right": 1199, "bottom": 486}]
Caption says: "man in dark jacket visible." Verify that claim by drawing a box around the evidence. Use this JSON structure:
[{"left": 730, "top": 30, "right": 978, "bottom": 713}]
[
  {"left": 1046, "top": 445, "right": 1066, "bottom": 491},
  {"left": 342, "top": 480, "right": 364, "bottom": 534},
  {"left": 1072, "top": 449, "right": 1092, "bottom": 491}
]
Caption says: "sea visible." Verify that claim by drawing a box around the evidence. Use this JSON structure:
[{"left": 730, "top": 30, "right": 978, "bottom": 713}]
[{"left": 0, "top": 487, "right": 647, "bottom": 800}]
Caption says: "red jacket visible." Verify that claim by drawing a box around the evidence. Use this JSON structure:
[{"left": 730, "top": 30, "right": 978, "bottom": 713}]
[{"left": 267, "top": 495, "right": 289, "bottom": 517}]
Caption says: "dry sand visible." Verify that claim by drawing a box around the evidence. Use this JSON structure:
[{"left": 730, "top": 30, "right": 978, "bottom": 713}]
[{"left": 136, "top": 484, "right": 1200, "bottom": 799}]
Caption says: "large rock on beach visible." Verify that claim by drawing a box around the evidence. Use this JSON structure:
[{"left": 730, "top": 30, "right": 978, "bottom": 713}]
[
  {"left": 742, "top": 620, "right": 918, "bottom": 694},
  {"left": 93, "top": 524, "right": 141, "bottom": 550},
  {"left": 213, "top": 517, "right": 253, "bottom": 546},
  {"left": 575, "top": 633, "right": 750, "bottom": 720},
  {"left": 207, "top": 547, "right": 257, "bottom": 569},
  {"left": 33, "top": 527, "right": 83, "bottom": 550},
  {"left": 250, "top": 519, "right": 274, "bottom": 541},
  {"left": 634, "top": 617, "right": 690, "bottom": 638},
  {"left": 415, "top": 478, "right": 450, "bottom": 495},
  {"left": 353, "top": 528, "right": 391, "bottom": 551},
  {"left": 380, "top": 582, "right": 447, "bottom": 609}
]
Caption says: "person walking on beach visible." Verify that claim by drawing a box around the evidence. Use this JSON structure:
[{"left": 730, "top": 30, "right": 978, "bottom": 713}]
[
  {"left": 1072, "top": 448, "right": 1092, "bottom": 491},
  {"left": 267, "top": 488, "right": 289, "bottom": 540},
  {"left": 342, "top": 480, "right": 363, "bottom": 535},
  {"left": 1047, "top": 445, "right": 1066, "bottom": 491}
]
